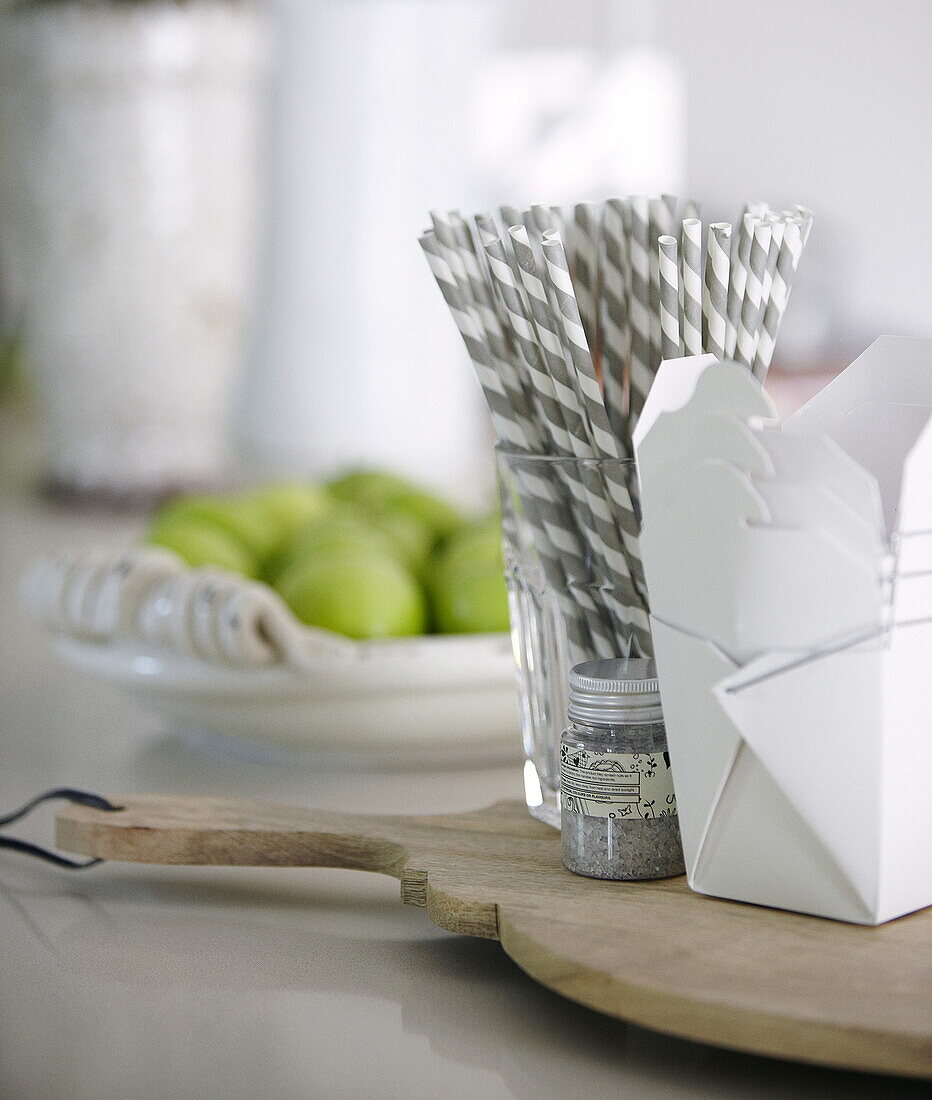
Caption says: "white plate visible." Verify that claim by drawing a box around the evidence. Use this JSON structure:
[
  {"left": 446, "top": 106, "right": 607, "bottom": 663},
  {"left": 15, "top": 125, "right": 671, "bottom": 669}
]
[{"left": 23, "top": 548, "right": 522, "bottom": 764}]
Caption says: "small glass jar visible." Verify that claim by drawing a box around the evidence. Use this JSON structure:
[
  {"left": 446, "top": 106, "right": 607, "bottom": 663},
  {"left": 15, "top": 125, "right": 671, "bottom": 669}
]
[{"left": 561, "top": 658, "right": 685, "bottom": 881}]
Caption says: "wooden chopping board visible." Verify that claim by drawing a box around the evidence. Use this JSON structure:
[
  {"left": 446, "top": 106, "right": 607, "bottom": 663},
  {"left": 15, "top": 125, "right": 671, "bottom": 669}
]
[{"left": 56, "top": 795, "right": 932, "bottom": 1079}]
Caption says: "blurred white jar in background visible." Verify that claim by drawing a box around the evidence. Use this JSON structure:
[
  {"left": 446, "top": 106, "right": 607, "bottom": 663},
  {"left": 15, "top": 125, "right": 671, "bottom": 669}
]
[
  {"left": 0, "top": 0, "right": 264, "bottom": 501},
  {"left": 240, "top": 0, "right": 497, "bottom": 501}
]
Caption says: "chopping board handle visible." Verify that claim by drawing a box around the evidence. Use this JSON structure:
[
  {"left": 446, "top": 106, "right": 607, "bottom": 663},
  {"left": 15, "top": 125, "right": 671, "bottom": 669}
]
[
  {"left": 51, "top": 792, "right": 521, "bottom": 939},
  {"left": 53, "top": 793, "right": 420, "bottom": 877}
]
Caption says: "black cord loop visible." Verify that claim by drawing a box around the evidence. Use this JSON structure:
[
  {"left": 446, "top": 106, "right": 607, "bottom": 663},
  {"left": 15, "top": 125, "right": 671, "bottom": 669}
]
[{"left": 0, "top": 788, "right": 120, "bottom": 870}]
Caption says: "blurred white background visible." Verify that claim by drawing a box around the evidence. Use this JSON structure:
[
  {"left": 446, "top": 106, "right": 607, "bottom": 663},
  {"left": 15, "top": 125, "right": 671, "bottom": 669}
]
[
  {"left": 242, "top": 0, "right": 931, "bottom": 488},
  {"left": 655, "top": 0, "right": 931, "bottom": 363},
  {"left": 501, "top": 0, "right": 931, "bottom": 360},
  {"left": 1, "top": 0, "right": 929, "bottom": 496}
]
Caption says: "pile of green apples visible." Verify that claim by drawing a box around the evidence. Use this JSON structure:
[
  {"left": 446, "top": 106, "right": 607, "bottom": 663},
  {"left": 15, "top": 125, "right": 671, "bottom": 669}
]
[{"left": 145, "top": 471, "right": 510, "bottom": 640}]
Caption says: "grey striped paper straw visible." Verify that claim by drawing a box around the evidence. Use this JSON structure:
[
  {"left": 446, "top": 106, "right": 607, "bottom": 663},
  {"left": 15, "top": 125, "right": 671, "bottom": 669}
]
[
  {"left": 626, "top": 195, "right": 653, "bottom": 435},
  {"left": 514, "top": 225, "right": 650, "bottom": 645},
  {"left": 678, "top": 201, "right": 699, "bottom": 319},
  {"left": 702, "top": 222, "right": 732, "bottom": 360},
  {"left": 509, "top": 225, "right": 603, "bottom": 477},
  {"left": 725, "top": 211, "right": 759, "bottom": 359},
  {"left": 531, "top": 204, "right": 556, "bottom": 235},
  {"left": 514, "top": 467, "right": 608, "bottom": 662},
  {"left": 474, "top": 212, "right": 538, "bottom": 411},
  {"left": 419, "top": 232, "right": 528, "bottom": 450},
  {"left": 506, "top": 473, "right": 607, "bottom": 664},
  {"left": 541, "top": 231, "right": 617, "bottom": 460},
  {"left": 541, "top": 231, "right": 651, "bottom": 633},
  {"left": 457, "top": 211, "right": 512, "bottom": 334},
  {"left": 509, "top": 223, "right": 592, "bottom": 454},
  {"left": 529, "top": 204, "right": 566, "bottom": 317},
  {"left": 600, "top": 198, "right": 631, "bottom": 445},
  {"left": 572, "top": 202, "right": 601, "bottom": 358},
  {"left": 501, "top": 227, "right": 629, "bottom": 652},
  {"left": 449, "top": 213, "right": 546, "bottom": 452},
  {"left": 483, "top": 235, "right": 591, "bottom": 455},
  {"left": 473, "top": 212, "right": 505, "bottom": 257},
  {"left": 657, "top": 235, "right": 681, "bottom": 362},
  {"left": 508, "top": 460, "right": 614, "bottom": 662},
  {"left": 569, "top": 465, "right": 652, "bottom": 653},
  {"left": 429, "top": 209, "right": 475, "bottom": 311},
  {"left": 648, "top": 197, "right": 670, "bottom": 365},
  {"left": 680, "top": 218, "right": 704, "bottom": 357},
  {"left": 429, "top": 210, "right": 498, "bottom": 382},
  {"left": 548, "top": 204, "right": 569, "bottom": 251},
  {"left": 483, "top": 231, "right": 574, "bottom": 457},
  {"left": 474, "top": 212, "right": 525, "bottom": 341},
  {"left": 757, "top": 217, "right": 785, "bottom": 341},
  {"left": 735, "top": 221, "right": 772, "bottom": 369},
  {"left": 483, "top": 237, "right": 575, "bottom": 458},
  {"left": 449, "top": 213, "right": 542, "bottom": 559},
  {"left": 526, "top": 205, "right": 554, "bottom": 271},
  {"left": 432, "top": 210, "right": 531, "bottom": 428},
  {"left": 471, "top": 226, "right": 615, "bottom": 658},
  {"left": 753, "top": 217, "right": 805, "bottom": 380},
  {"left": 483, "top": 209, "right": 523, "bottom": 288}
]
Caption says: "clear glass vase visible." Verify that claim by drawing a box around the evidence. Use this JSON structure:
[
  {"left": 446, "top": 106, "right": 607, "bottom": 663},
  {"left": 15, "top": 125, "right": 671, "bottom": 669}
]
[{"left": 496, "top": 445, "right": 650, "bottom": 827}]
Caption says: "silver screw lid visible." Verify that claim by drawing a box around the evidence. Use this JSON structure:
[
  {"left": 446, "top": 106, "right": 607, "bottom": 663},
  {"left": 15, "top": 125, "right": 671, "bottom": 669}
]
[{"left": 568, "top": 658, "right": 663, "bottom": 725}]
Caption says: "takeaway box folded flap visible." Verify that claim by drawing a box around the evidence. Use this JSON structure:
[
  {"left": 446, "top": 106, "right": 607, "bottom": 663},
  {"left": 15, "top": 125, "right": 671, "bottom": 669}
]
[{"left": 634, "top": 337, "right": 932, "bottom": 924}]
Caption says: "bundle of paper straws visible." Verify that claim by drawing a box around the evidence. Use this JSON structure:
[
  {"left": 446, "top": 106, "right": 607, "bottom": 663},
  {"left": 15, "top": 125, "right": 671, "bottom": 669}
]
[{"left": 420, "top": 197, "right": 812, "bottom": 659}]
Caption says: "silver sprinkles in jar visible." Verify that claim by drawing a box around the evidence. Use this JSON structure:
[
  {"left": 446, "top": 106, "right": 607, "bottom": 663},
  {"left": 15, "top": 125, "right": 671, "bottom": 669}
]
[{"left": 561, "top": 658, "right": 685, "bottom": 881}]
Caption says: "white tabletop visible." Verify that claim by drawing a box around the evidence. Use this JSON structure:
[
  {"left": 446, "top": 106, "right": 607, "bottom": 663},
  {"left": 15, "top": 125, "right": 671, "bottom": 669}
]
[{"left": 0, "top": 459, "right": 922, "bottom": 1099}]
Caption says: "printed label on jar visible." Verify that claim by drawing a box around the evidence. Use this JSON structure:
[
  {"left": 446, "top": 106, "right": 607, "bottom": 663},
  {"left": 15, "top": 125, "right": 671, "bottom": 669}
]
[{"left": 560, "top": 746, "right": 678, "bottom": 820}]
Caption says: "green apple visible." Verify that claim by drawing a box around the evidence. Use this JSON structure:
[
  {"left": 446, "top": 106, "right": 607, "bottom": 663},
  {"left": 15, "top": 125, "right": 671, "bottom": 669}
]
[
  {"left": 429, "top": 565, "right": 510, "bottom": 634},
  {"left": 152, "top": 494, "right": 278, "bottom": 561},
  {"left": 242, "top": 483, "right": 331, "bottom": 546},
  {"left": 268, "top": 510, "right": 398, "bottom": 582},
  {"left": 275, "top": 547, "right": 426, "bottom": 639},
  {"left": 147, "top": 514, "right": 259, "bottom": 577},
  {"left": 432, "top": 515, "right": 504, "bottom": 580},
  {"left": 369, "top": 509, "right": 434, "bottom": 575},
  {"left": 428, "top": 515, "right": 508, "bottom": 633},
  {"left": 389, "top": 489, "right": 465, "bottom": 544},
  {"left": 326, "top": 469, "right": 416, "bottom": 509},
  {"left": 327, "top": 469, "right": 465, "bottom": 544}
]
